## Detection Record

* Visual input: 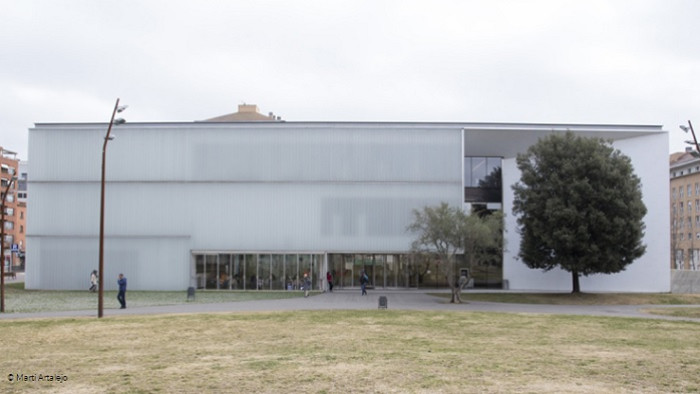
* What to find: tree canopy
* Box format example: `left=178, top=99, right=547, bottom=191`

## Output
left=407, top=202, right=503, bottom=303
left=511, top=132, right=647, bottom=293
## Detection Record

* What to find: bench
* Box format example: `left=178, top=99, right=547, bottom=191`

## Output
left=3, top=272, right=16, bottom=280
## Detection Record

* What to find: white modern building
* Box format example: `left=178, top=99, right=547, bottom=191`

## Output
left=26, top=114, right=669, bottom=292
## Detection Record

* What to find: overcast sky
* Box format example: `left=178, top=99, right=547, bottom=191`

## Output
left=1, top=0, right=698, bottom=160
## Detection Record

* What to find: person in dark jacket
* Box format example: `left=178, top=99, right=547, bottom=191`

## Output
left=360, top=270, right=369, bottom=296
left=326, top=271, right=333, bottom=292
left=117, top=273, right=127, bottom=309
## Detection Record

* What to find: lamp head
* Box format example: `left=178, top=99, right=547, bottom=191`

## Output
left=681, top=125, right=690, bottom=133
left=117, top=105, right=128, bottom=113
left=113, top=118, right=126, bottom=125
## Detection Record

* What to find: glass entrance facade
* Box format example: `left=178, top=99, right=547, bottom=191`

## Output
left=194, top=253, right=324, bottom=290
left=325, top=253, right=462, bottom=289
left=193, top=252, right=483, bottom=290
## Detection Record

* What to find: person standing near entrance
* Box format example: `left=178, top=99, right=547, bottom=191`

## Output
left=360, top=270, right=368, bottom=296
left=326, top=271, right=333, bottom=292
left=117, top=273, right=127, bottom=309
left=89, top=270, right=98, bottom=292
left=303, top=273, right=311, bottom=298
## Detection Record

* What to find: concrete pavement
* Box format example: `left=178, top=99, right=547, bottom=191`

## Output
left=1, top=288, right=699, bottom=322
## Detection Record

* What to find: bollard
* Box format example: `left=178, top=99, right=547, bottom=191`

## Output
left=187, top=286, right=195, bottom=301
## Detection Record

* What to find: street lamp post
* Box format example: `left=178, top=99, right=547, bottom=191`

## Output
left=0, top=175, right=17, bottom=313
left=98, top=98, right=126, bottom=318
left=681, top=120, right=699, bottom=156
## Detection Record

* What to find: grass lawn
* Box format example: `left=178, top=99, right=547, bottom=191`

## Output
left=438, top=292, right=700, bottom=319
left=0, top=310, right=698, bottom=393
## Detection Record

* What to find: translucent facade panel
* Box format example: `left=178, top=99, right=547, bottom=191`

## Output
left=35, top=181, right=459, bottom=252
left=185, top=182, right=460, bottom=252
left=27, top=183, right=100, bottom=235
left=25, top=235, right=190, bottom=290
left=27, top=183, right=189, bottom=237
left=187, top=127, right=460, bottom=183
left=30, top=124, right=461, bottom=183
left=28, top=128, right=103, bottom=181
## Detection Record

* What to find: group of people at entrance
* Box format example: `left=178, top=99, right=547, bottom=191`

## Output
left=322, top=270, right=368, bottom=295
left=88, top=270, right=127, bottom=309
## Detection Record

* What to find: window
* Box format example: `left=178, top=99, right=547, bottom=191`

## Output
left=680, top=204, right=684, bottom=215
left=463, top=156, right=502, bottom=203
left=672, top=188, right=677, bottom=200
left=680, top=186, right=685, bottom=198
left=19, top=225, right=23, bottom=234
left=675, top=250, right=684, bottom=270
left=696, top=183, right=700, bottom=196
left=673, top=203, right=677, bottom=215
left=689, top=185, right=693, bottom=197
left=690, top=201, right=694, bottom=213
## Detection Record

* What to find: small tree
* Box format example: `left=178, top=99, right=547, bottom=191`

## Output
left=407, top=202, right=503, bottom=303
left=512, top=132, right=647, bottom=293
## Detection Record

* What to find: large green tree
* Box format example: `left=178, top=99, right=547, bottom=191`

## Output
left=407, top=202, right=503, bottom=303
left=512, top=132, right=647, bottom=293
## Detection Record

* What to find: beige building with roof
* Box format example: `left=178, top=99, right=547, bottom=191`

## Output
left=204, top=104, right=283, bottom=122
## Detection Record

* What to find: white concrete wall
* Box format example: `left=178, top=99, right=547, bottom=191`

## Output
left=503, top=132, right=670, bottom=292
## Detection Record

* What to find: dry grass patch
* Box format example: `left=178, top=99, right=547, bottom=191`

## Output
left=447, top=292, right=700, bottom=305
left=1, top=310, right=698, bottom=393
left=641, top=307, right=700, bottom=319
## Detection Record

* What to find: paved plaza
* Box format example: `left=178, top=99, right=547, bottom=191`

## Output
left=1, top=274, right=699, bottom=323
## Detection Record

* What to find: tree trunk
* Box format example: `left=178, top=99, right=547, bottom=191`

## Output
left=571, top=270, right=580, bottom=293
left=449, top=275, right=463, bottom=303
left=452, top=285, right=464, bottom=303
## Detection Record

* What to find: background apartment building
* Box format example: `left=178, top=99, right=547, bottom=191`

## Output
left=670, top=149, right=700, bottom=270
left=0, top=147, right=25, bottom=272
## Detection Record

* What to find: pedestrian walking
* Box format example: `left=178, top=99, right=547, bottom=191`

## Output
left=89, top=270, right=98, bottom=292
left=360, top=270, right=369, bottom=296
left=326, top=271, right=333, bottom=292
left=117, top=273, right=127, bottom=309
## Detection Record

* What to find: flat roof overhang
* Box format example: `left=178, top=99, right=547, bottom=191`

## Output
left=462, top=124, right=665, bottom=159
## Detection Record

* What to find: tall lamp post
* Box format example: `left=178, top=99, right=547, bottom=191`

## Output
left=681, top=120, right=699, bottom=156
left=1, top=175, right=17, bottom=313
left=98, top=98, right=127, bottom=318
